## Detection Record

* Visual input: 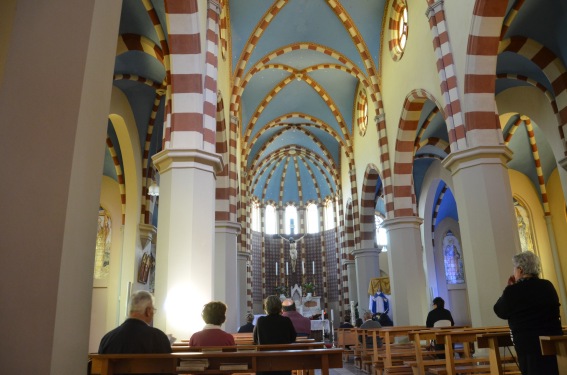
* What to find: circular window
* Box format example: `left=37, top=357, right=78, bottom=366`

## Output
left=389, top=0, right=408, bottom=61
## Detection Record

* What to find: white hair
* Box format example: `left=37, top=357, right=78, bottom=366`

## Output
left=129, top=290, right=154, bottom=314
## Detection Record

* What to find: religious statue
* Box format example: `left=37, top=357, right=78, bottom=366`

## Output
left=279, top=234, right=305, bottom=273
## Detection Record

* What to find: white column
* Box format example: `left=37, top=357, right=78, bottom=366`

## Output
left=352, top=248, right=380, bottom=317
left=344, top=259, right=358, bottom=314
left=382, top=216, right=428, bottom=326
left=442, top=146, right=519, bottom=326
left=153, top=149, right=223, bottom=340
left=215, top=220, right=241, bottom=333
left=238, top=250, right=251, bottom=321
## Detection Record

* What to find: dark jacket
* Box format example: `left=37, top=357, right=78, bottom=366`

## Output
left=238, top=322, right=255, bottom=333
left=98, top=318, right=172, bottom=354
left=426, top=307, right=454, bottom=328
left=253, top=314, right=297, bottom=345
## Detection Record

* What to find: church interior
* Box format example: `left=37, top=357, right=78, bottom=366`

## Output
left=3, top=0, right=567, bottom=373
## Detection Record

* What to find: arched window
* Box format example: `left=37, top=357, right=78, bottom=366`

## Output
left=251, top=201, right=260, bottom=231
left=285, top=205, right=298, bottom=235
left=375, top=215, right=387, bottom=251
left=443, top=231, right=465, bottom=284
left=94, top=208, right=112, bottom=279
left=324, top=199, right=335, bottom=230
left=306, top=203, right=319, bottom=234
left=265, top=204, right=277, bottom=234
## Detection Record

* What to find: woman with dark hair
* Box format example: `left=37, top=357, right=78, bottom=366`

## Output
left=188, top=301, right=235, bottom=346
left=254, top=295, right=297, bottom=375
left=494, top=251, right=562, bottom=375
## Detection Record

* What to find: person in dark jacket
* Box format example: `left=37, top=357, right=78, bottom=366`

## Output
left=425, top=296, right=454, bottom=357
left=238, top=312, right=255, bottom=333
left=254, top=295, right=297, bottom=375
left=98, top=290, right=171, bottom=354
left=494, top=251, right=562, bottom=375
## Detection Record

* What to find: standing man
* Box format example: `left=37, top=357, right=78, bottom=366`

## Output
left=98, top=290, right=172, bottom=353
left=282, top=298, right=311, bottom=337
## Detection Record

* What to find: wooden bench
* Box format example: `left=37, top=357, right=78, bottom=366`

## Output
left=171, top=341, right=325, bottom=352
left=89, top=348, right=343, bottom=375
left=426, top=327, right=517, bottom=375
left=337, top=328, right=357, bottom=361
left=540, top=335, right=567, bottom=375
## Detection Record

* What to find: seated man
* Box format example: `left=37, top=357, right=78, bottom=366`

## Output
left=189, top=301, right=235, bottom=346
left=358, top=311, right=382, bottom=348
left=98, top=290, right=171, bottom=354
left=238, top=312, right=255, bottom=333
left=282, top=298, right=311, bottom=337
left=339, top=315, right=354, bottom=328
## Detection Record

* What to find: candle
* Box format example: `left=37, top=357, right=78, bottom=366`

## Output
left=286, top=262, right=288, bottom=275
left=321, top=311, right=324, bottom=321
left=331, top=309, right=334, bottom=322
left=302, top=261, right=305, bottom=275
left=276, top=262, right=278, bottom=276
left=312, top=261, right=315, bottom=275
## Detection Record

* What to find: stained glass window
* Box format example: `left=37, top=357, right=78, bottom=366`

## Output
left=94, top=209, right=111, bottom=279
left=443, top=231, right=464, bottom=284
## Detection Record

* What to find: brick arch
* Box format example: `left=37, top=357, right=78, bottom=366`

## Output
left=393, top=89, right=443, bottom=218
left=463, top=0, right=508, bottom=137
left=359, top=165, right=382, bottom=249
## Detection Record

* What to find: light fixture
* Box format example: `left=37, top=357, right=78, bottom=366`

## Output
left=148, top=182, right=160, bottom=197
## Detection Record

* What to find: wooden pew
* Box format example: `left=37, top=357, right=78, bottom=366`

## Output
left=476, top=331, right=520, bottom=375
left=89, top=348, right=343, bottom=375
left=373, top=326, right=425, bottom=375
left=405, top=327, right=468, bottom=375
left=540, top=335, right=567, bottom=375
left=171, top=341, right=325, bottom=352
left=427, top=327, right=516, bottom=375
left=337, top=328, right=358, bottom=361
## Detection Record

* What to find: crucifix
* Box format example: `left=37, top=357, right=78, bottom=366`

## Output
left=278, top=233, right=305, bottom=273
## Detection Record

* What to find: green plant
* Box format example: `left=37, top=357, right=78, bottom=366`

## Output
left=275, top=285, right=288, bottom=296
left=302, top=282, right=316, bottom=294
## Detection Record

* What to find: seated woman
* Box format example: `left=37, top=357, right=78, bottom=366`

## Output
left=188, top=301, right=235, bottom=346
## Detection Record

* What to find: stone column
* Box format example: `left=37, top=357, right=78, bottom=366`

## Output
left=215, top=220, right=241, bottom=332
left=382, top=216, right=428, bottom=326
left=344, top=259, right=358, bottom=314
left=352, top=247, right=380, bottom=317
left=153, top=149, right=223, bottom=339
left=442, top=146, right=519, bottom=326
left=238, top=250, right=251, bottom=320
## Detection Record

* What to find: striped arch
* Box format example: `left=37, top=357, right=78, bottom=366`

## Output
left=393, top=89, right=443, bottom=218
left=425, top=0, right=465, bottom=151
left=463, top=0, right=508, bottom=136
left=105, top=136, right=126, bottom=225
left=215, top=94, right=231, bottom=221
left=360, top=165, right=382, bottom=249
left=414, top=107, right=440, bottom=153
left=431, top=183, right=449, bottom=248
left=116, top=34, right=165, bottom=67
left=500, top=0, right=525, bottom=40
left=499, top=37, right=567, bottom=152
left=503, top=115, right=551, bottom=215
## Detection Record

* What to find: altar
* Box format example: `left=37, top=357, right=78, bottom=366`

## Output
left=288, top=284, right=322, bottom=318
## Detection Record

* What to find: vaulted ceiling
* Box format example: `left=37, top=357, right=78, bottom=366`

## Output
left=105, top=0, right=566, bottom=221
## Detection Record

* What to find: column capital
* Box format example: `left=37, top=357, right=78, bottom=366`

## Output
left=442, top=145, right=512, bottom=176
left=425, top=0, right=444, bottom=18
left=208, top=0, right=221, bottom=14
left=381, top=216, right=423, bottom=230
left=558, top=156, right=567, bottom=171
left=374, top=113, right=385, bottom=123
left=342, top=259, right=355, bottom=266
left=237, top=250, right=250, bottom=260
left=352, top=247, right=381, bottom=257
left=139, top=223, right=157, bottom=245
left=152, top=148, right=224, bottom=175
left=215, top=220, right=241, bottom=234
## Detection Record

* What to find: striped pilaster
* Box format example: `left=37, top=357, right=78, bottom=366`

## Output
left=106, top=136, right=126, bottom=225
left=202, top=0, right=221, bottom=153
left=164, top=0, right=204, bottom=150
left=426, top=0, right=465, bottom=151
left=360, top=166, right=380, bottom=249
